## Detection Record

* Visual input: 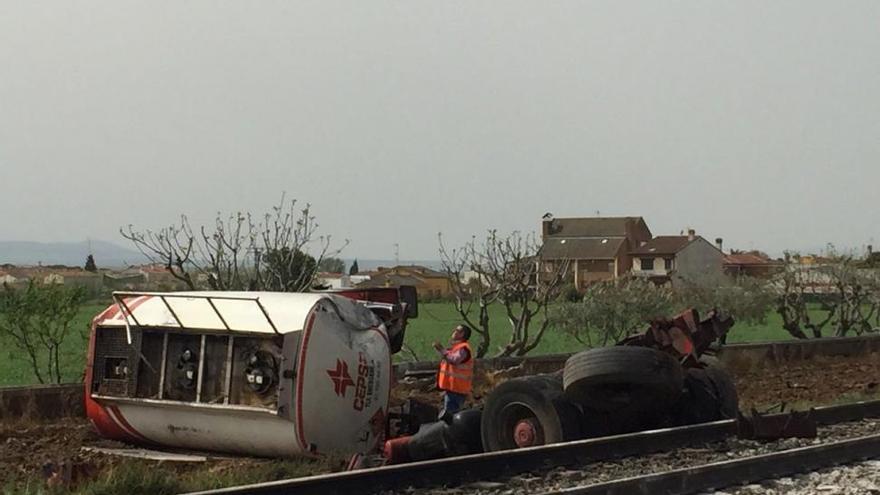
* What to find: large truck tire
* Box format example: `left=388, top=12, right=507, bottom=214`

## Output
left=705, top=366, right=738, bottom=418
left=481, top=375, right=583, bottom=452
left=697, top=355, right=738, bottom=419
left=448, top=409, right=483, bottom=455
left=406, top=421, right=453, bottom=461
left=674, top=368, right=720, bottom=425
left=563, top=346, right=684, bottom=412
left=523, top=374, right=585, bottom=439
left=672, top=359, right=739, bottom=425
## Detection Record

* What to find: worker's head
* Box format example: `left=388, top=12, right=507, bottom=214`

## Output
left=452, top=324, right=471, bottom=342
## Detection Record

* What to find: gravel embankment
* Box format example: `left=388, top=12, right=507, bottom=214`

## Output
left=704, top=460, right=880, bottom=495
left=383, top=419, right=880, bottom=495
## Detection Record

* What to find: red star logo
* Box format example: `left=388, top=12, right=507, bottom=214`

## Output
left=326, top=359, right=354, bottom=397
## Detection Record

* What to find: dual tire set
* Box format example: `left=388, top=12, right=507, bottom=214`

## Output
left=480, top=346, right=739, bottom=452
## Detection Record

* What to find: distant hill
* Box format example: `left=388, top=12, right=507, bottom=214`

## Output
left=0, top=241, right=441, bottom=273
left=0, top=240, right=146, bottom=268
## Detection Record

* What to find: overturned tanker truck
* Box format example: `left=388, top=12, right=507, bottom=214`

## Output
left=385, top=308, right=738, bottom=463
left=85, top=287, right=416, bottom=457
left=86, top=288, right=737, bottom=464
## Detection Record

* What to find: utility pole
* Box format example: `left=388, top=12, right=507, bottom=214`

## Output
left=393, top=243, right=399, bottom=266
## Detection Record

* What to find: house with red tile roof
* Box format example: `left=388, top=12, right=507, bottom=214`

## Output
left=723, top=252, right=784, bottom=278
left=355, top=265, right=451, bottom=299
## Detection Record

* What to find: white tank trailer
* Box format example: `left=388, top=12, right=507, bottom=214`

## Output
left=84, top=287, right=416, bottom=458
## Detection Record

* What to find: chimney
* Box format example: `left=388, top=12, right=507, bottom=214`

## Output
left=687, top=229, right=696, bottom=241
left=542, top=219, right=552, bottom=238
left=715, top=237, right=723, bottom=252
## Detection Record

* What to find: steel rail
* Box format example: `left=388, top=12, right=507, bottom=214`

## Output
left=542, top=432, right=880, bottom=495
left=186, top=399, right=880, bottom=495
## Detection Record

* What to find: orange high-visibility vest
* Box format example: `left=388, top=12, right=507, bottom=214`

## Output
left=437, top=341, right=473, bottom=395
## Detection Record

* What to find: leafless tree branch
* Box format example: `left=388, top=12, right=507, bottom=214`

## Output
left=121, top=195, right=347, bottom=292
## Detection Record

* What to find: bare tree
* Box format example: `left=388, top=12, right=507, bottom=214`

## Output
left=439, top=230, right=569, bottom=357
left=775, top=251, right=880, bottom=338
left=121, top=196, right=345, bottom=292
left=439, top=234, right=496, bottom=358
left=823, top=257, right=879, bottom=336
left=776, top=256, right=815, bottom=339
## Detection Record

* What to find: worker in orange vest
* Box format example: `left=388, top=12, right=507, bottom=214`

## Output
left=433, top=324, right=473, bottom=421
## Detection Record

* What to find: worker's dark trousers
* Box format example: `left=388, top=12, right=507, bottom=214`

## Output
left=438, top=391, right=467, bottom=422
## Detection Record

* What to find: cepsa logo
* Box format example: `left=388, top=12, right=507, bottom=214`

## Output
left=353, top=353, right=369, bottom=411
left=326, top=359, right=354, bottom=397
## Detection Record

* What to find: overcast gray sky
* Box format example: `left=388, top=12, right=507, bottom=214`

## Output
left=1, top=1, right=878, bottom=259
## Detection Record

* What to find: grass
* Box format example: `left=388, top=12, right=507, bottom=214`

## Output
left=77, top=457, right=341, bottom=495
left=401, top=302, right=838, bottom=361
left=402, top=302, right=583, bottom=360
left=2, top=456, right=344, bottom=495
left=0, top=302, right=107, bottom=387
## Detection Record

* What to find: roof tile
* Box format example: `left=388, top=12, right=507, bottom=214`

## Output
left=630, top=236, right=694, bottom=255
left=541, top=237, right=625, bottom=260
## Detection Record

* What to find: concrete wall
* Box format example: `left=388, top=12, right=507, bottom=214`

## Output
left=0, top=384, right=83, bottom=420
left=716, top=335, right=880, bottom=374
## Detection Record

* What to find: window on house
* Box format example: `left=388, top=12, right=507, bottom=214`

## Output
left=664, top=258, right=673, bottom=270
left=641, top=258, right=654, bottom=270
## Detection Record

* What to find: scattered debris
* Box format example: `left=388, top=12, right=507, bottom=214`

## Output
left=80, top=447, right=208, bottom=462
left=737, top=408, right=818, bottom=440
left=619, top=308, right=735, bottom=366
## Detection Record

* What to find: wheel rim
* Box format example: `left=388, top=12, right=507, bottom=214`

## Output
left=513, top=418, right=540, bottom=447
left=496, top=402, right=545, bottom=449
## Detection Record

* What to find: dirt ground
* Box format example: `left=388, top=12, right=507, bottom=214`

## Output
left=733, top=352, right=880, bottom=411
left=3, top=353, right=879, bottom=492
left=0, top=418, right=108, bottom=485
left=0, top=419, right=341, bottom=492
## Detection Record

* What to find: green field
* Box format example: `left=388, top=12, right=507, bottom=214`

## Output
left=400, top=302, right=814, bottom=361
left=0, top=300, right=834, bottom=386
left=0, top=302, right=107, bottom=387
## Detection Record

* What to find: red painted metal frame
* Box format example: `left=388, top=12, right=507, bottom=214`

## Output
left=83, top=318, right=143, bottom=444
left=85, top=295, right=156, bottom=444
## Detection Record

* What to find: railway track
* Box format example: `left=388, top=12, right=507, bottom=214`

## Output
left=188, top=399, right=880, bottom=495
left=538, top=432, right=880, bottom=495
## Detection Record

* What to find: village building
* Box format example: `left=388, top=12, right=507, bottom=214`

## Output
left=630, top=230, right=724, bottom=283
left=723, top=251, right=784, bottom=278
left=355, top=265, right=451, bottom=299
left=540, top=216, right=652, bottom=288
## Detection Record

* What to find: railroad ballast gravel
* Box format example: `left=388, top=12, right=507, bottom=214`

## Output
left=703, top=459, right=880, bottom=495
left=382, top=419, right=880, bottom=495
